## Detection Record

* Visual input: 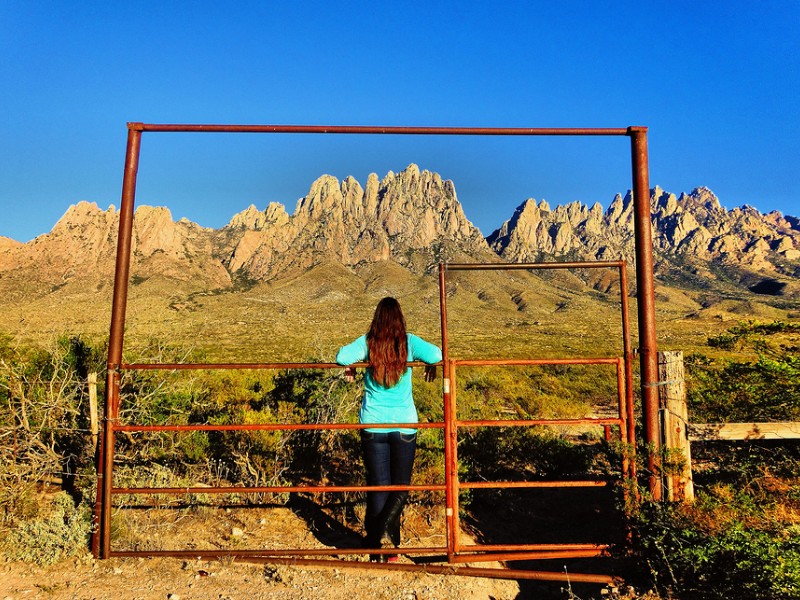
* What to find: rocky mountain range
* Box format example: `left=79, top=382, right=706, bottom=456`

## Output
left=489, top=186, right=800, bottom=296
left=1, top=164, right=798, bottom=300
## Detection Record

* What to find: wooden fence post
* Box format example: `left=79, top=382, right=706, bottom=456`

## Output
left=88, top=372, right=98, bottom=454
left=658, top=351, right=695, bottom=502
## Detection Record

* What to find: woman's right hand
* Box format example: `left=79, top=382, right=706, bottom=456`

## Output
left=344, top=367, right=356, bottom=382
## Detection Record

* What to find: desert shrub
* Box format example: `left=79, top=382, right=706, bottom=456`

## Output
left=117, top=339, right=210, bottom=428
left=113, top=341, right=224, bottom=471
left=411, top=426, right=447, bottom=506
left=620, top=321, right=800, bottom=597
left=631, top=497, right=800, bottom=599
left=455, top=365, right=610, bottom=423
left=411, top=369, right=444, bottom=422
left=1, top=492, right=91, bottom=565
left=195, top=369, right=275, bottom=413
left=249, top=367, right=361, bottom=484
left=688, top=320, right=800, bottom=422
left=459, top=426, right=597, bottom=481
left=0, top=334, right=104, bottom=521
left=688, top=353, right=800, bottom=422
left=690, top=440, right=800, bottom=490
left=205, top=406, right=297, bottom=489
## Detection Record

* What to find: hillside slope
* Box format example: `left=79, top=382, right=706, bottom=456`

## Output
left=0, top=166, right=797, bottom=356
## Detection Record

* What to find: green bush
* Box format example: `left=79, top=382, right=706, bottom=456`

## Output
left=1, top=334, right=104, bottom=521
left=688, top=320, right=800, bottom=422
left=631, top=499, right=800, bottom=599
left=1, top=492, right=91, bottom=565
left=461, top=426, right=590, bottom=480
left=454, top=365, right=607, bottom=422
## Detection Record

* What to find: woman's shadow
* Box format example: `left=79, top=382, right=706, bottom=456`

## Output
left=287, top=492, right=365, bottom=550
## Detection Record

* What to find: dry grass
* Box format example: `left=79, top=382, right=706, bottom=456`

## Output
left=1, top=258, right=797, bottom=363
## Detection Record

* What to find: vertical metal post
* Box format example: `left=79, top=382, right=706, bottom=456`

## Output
left=448, top=360, right=460, bottom=557
left=615, top=357, right=632, bottom=512
left=615, top=358, right=627, bottom=444
left=100, top=369, right=119, bottom=558
left=108, top=124, right=142, bottom=367
left=438, top=263, right=457, bottom=562
left=438, top=263, right=449, bottom=362
left=628, top=126, right=661, bottom=499
left=618, top=263, right=636, bottom=480
left=95, top=124, right=143, bottom=557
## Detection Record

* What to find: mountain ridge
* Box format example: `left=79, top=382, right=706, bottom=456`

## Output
left=1, top=164, right=798, bottom=300
left=488, top=185, right=799, bottom=292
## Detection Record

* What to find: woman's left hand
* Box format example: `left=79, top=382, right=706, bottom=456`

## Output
left=423, top=365, right=437, bottom=382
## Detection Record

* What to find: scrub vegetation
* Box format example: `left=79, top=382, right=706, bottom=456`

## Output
left=1, top=319, right=799, bottom=599
left=627, top=321, right=800, bottom=598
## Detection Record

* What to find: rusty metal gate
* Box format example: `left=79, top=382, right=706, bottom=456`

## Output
left=438, top=261, right=636, bottom=567
left=93, top=124, right=659, bottom=585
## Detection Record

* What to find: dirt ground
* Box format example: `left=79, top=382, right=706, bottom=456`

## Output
left=0, top=498, right=640, bottom=599
left=0, top=553, right=528, bottom=600
left=0, top=502, right=526, bottom=600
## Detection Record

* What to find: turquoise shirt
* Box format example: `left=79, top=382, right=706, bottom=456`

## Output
left=336, top=333, right=442, bottom=433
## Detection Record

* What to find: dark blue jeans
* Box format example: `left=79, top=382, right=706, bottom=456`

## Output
left=361, top=430, right=417, bottom=546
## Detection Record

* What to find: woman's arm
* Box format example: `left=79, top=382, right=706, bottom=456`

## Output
left=408, top=334, right=443, bottom=364
left=335, top=335, right=368, bottom=366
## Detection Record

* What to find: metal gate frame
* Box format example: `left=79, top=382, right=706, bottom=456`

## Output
left=92, top=124, right=659, bottom=585
left=437, top=260, right=636, bottom=567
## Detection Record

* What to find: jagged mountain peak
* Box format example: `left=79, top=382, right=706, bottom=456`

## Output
left=1, top=174, right=797, bottom=301
left=689, top=185, right=717, bottom=198
left=490, top=186, right=799, bottom=295
left=221, top=165, right=490, bottom=279
left=0, top=200, right=231, bottom=292
left=681, top=187, right=724, bottom=212
left=227, top=204, right=262, bottom=229
left=50, top=201, right=116, bottom=234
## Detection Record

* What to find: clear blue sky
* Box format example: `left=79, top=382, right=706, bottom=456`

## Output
left=1, top=1, right=798, bottom=242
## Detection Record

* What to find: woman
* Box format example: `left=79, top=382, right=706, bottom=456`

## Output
left=336, top=297, right=442, bottom=562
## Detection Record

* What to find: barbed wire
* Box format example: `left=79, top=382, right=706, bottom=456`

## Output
left=643, top=378, right=685, bottom=388
left=0, top=425, right=96, bottom=433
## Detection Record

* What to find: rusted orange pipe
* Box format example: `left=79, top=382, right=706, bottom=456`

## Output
left=629, top=127, right=660, bottom=498
left=130, top=123, right=630, bottom=137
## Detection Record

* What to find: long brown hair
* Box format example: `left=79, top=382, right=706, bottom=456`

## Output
left=366, top=297, right=408, bottom=387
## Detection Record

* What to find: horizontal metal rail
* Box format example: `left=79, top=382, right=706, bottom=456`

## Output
left=112, top=484, right=445, bottom=495
left=445, top=260, right=626, bottom=270
left=112, top=547, right=444, bottom=557
left=449, top=549, right=607, bottom=562
left=114, top=422, right=443, bottom=432
left=111, top=480, right=613, bottom=496
left=460, top=480, right=609, bottom=489
left=120, top=361, right=437, bottom=370
left=115, top=419, right=618, bottom=432
left=458, top=543, right=610, bottom=552
left=129, top=122, right=631, bottom=137
left=456, top=418, right=622, bottom=427
left=108, top=550, right=617, bottom=583
left=452, top=357, right=620, bottom=367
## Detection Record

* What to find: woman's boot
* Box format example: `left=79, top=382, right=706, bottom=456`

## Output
left=376, top=492, right=407, bottom=548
